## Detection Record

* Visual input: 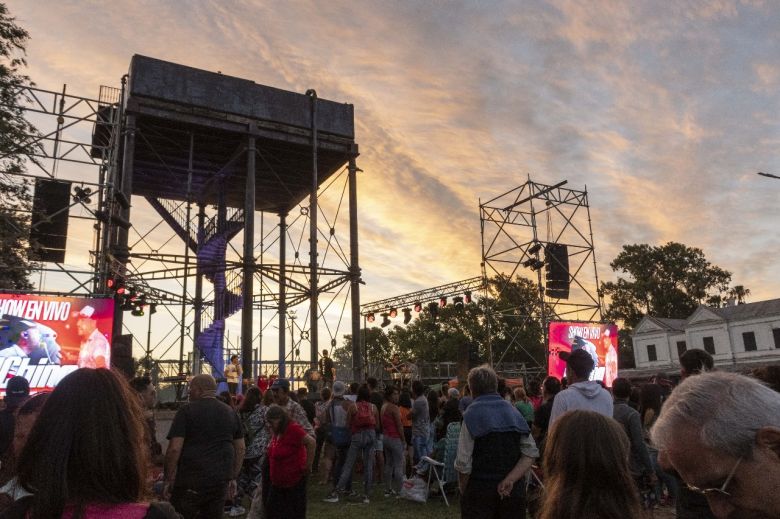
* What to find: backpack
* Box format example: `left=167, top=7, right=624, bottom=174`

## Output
left=329, top=401, right=351, bottom=447
left=353, top=401, right=376, bottom=430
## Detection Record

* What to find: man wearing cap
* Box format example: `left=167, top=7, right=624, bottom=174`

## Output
left=164, top=374, right=245, bottom=519
left=550, top=349, right=612, bottom=424
left=269, top=378, right=314, bottom=437
left=0, top=376, right=30, bottom=466
left=76, top=306, right=110, bottom=369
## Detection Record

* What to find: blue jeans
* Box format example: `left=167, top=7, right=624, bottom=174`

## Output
left=336, top=429, right=376, bottom=496
left=412, top=434, right=430, bottom=472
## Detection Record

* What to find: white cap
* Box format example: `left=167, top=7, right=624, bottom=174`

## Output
left=78, top=305, right=96, bottom=318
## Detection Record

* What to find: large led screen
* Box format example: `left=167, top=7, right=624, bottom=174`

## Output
left=0, top=294, right=114, bottom=395
left=548, top=321, right=618, bottom=388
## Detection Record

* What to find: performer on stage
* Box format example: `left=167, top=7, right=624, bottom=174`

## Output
left=318, top=350, right=335, bottom=388
left=76, top=306, right=110, bottom=369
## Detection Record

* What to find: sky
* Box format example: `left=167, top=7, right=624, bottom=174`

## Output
left=6, top=0, right=780, bottom=363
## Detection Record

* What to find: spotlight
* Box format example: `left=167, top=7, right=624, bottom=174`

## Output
left=107, top=276, right=126, bottom=295
left=464, top=291, right=472, bottom=304
left=380, top=313, right=391, bottom=328
left=389, top=308, right=398, bottom=318
left=531, top=259, right=545, bottom=271
left=413, top=301, right=422, bottom=312
left=428, top=302, right=439, bottom=318
left=120, top=296, right=134, bottom=311
left=366, top=313, right=375, bottom=323
left=527, top=242, right=542, bottom=255
left=453, top=296, right=464, bottom=308
left=402, top=308, right=412, bottom=324
left=131, top=304, right=145, bottom=317
left=73, top=186, right=92, bottom=204
left=439, top=297, right=447, bottom=308
left=522, top=258, right=535, bottom=268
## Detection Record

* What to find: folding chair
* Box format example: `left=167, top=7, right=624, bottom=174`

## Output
left=420, top=456, right=450, bottom=506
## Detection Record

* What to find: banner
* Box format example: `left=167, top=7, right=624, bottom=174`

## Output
left=548, top=321, right=618, bottom=387
left=0, top=294, right=114, bottom=395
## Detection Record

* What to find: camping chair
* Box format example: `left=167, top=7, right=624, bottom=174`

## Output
left=420, top=456, right=449, bottom=506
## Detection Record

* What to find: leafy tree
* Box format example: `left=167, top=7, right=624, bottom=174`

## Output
left=335, top=327, right=390, bottom=368
left=0, top=3, right=39, bottom=290
left=601, top=242, right=739, bottom=368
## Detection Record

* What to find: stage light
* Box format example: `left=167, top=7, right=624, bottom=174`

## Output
left=72, top=186, right=92, bottom=204
left=381, top=313, right=391, bottom=328
left=366, top=313, right=375, bottom=323
left=531, top=259, right=545, bottom=271
left=413, top=301, right=422, bottom=312
left=402, top=308, right=412, bottom=324
left=464, top=291, right=472, bottom=304
left=428, top=302, right=439, bottom=317
left=149, top=304, right=157, bottom=315
left=522, top=258, right=535, bottom=268
left=107, top=276, right=126, bottom=295
left=389, top=308, right=398, bottom=318
left=131, top=304, right=145, bottom=317
left=439, top=297, right=447, bottom=308
left=453, top=296, right=464, bottom=308
left=527, top=242, right=542, bottom=255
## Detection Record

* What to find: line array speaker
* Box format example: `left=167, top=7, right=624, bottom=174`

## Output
left=545, top=243, right=570, bottom=299
left=30, top=179, right=71, bottom=263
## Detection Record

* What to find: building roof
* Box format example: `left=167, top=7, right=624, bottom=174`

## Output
left=711, top=298, right=780, bottom=321
left=654, top=317, right=687, bottom=331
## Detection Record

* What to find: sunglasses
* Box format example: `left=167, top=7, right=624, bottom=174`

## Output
left=685, top=457, right=742, bottom=499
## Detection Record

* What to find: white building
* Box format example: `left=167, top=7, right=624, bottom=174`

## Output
left=632, top=298, right=780, bottom=372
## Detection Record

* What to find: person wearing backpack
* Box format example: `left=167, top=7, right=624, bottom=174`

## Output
left=322, top=382, right=352, bottom=490
left=324, top=384, right=380, bottom=504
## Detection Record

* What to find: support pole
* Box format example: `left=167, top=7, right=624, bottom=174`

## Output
left=112, top=112, right=135, bottom=340
left=278, top=212, right=288, bottom=379
left=306, top=90, right=319, bottom=372
left=242, top=134, right=256, bottom=380
left=193, top=202, right=205, bottom=375
left=348, top=154, right=363, bottom=381
left=179, top=132, right=194, bottom=376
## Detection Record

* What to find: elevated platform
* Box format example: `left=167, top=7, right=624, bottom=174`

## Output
left=123, top=55, right=356, bottom=212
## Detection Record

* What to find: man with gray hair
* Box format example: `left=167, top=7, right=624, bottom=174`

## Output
left=455, top=364, right=538, bottom=518
left=652, top=371, right=780, bottom=519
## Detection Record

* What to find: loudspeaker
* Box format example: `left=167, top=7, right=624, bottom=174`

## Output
left=30, top=179, right=71, bottom=263
left=112, top=334, right=134, bottom=378
left=545, top=243, right=570, bottom=299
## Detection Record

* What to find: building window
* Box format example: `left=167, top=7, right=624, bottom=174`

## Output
left=647, top=344, right=657, bottom=362
left=774, top=328, right=780, bottom=349
left=742, top=331, right=757, bottom=352
left=703, top=336, right=715, bottom=355
left=676, top=341, right=687, bottom=357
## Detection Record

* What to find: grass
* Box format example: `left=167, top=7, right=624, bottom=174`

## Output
left=225, top=476, right=459, bottom=518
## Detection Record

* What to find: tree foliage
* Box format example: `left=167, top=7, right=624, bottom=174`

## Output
left=334, top=275, right=548, bottom=372
left=0, top=3, right=38, bottom=290
left=601, top=242, right=741, bottom=368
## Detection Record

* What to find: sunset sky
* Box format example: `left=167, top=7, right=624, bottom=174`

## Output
left=7, top=1, right=780, bottom=363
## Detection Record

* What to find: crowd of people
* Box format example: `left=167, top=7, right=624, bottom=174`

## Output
left=0, top=347, right=776, bottom=519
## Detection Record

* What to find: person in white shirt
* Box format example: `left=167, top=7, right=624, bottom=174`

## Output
left=225, top=355, right=242, bottom=396
left=76, top=306, right=110, bottom=369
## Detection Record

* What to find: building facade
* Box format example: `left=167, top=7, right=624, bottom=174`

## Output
left=632, top=298, right=780, bottom=371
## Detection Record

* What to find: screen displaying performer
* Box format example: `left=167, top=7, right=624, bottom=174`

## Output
left=0, top=294, right=114, bottom=396
left=547, top=321, right=619, bottom=388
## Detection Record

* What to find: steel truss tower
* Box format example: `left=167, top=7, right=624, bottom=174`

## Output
left=480, top=177, right=604, bottom=369
left=1, top=56, right=363, bottom=390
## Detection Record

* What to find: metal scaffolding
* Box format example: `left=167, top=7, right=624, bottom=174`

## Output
left=480, top=177, right=604, bottom=369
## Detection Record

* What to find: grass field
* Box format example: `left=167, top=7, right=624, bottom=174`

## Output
left=225, top=478, right=459, bottom=518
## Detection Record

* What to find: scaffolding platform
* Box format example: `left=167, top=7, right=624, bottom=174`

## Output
left=122, top=54, right=356, bottom=212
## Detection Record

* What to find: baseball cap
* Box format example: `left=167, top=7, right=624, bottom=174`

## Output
left=270, top=378, right=290, bottom=391
left=560, top=348, right=595, bottom=378
left=5, top=376, right=30, bottom=407
left=78, top=306, right=96, bottom=318
left=332, top=380, right=346, bottom=396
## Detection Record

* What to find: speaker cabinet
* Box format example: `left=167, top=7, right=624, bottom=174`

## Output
left=545, top=243, right=570, bottom=299
left=30, top=179, right=71, bottom=263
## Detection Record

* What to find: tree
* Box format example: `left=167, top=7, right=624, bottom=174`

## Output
left=601, top=242, right=740, bottom=368
left=335, top=327, right=390, bottom=368
left=0, top=3, right=39, bottom=290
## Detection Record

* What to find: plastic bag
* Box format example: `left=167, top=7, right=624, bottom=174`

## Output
left=399, top=476, right=428, bottom=503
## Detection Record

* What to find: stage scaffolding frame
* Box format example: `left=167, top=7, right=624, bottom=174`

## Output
left=480, top=177, right=604, bottom=370
left=1, top=62, right=363, bottom=387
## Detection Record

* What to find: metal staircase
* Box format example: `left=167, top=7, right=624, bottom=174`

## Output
left=147, top=197, right=245, bottom=378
